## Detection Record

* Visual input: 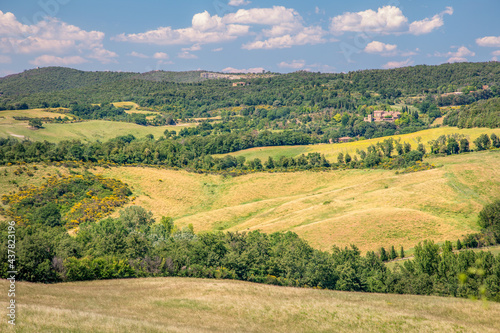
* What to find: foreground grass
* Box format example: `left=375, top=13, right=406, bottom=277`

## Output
left=219, top=126, right=500, bottom=161
left=0, top=277, right=499, bottom=332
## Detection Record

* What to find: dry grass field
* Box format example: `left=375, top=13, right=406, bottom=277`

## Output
left=1, top=150, right=498, bottom=253
left=93, top=150, right=499, bottom=253
left=218, top=127, right=500, bottom=162
left=1, top=277, right=499, bottom=332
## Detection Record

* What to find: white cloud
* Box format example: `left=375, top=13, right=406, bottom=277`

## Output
left=223, top=6, right=301, bottom=26
left=114, top=11, right=249, bottom=45
left=435, top=46, right=475, bottom=63
left=330, top=6, right=453, bottom=36
left=243, top=26, right=326, bottom=49
left=330, top=6, right=408, bottom=34
left=182, top=44, right=201, bottom=51
left=492, top=50, right=500, bottom=56
left=212, top=47, right=223, bottom=52
left=0, top=11, right=115, bottom=64
left=228, top=0, right=251, bottom=6
left=29, top=55, right=88, bottom=66
left=88, top=48, right=118, bottom=64
left=115, top=6, right=328, bottom=50
left=382, top=59, right=413, bottom=69
left=222, top=67, right=265, bottom=73
left=129, top=51, right=149, bottom=58
left=153, top=52, right=169, bottom=60
left=364, top=41, right=397, bottom=54
left=278, top=60, right=306, bottom=69
left=476, top=36, right=500, bottom=47
left=409, top=7, right=453, bottom=35
left=178, top=51, right=198, bottom=59
left=0, top=55, right=11, bottom=63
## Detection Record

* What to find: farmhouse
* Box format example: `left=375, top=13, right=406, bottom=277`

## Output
left=338, top=136, right=352, bottom=143
left=364, top=110, right=401, bottom=123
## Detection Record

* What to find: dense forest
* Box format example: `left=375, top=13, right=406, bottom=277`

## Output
left=2, top=62, right=500, bottom=118
left=444, top=97, right=500, bottom=128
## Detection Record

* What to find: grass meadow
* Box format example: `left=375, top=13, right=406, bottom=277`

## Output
left=0, top=108, right=194, bottom=142
left=1, top=277, right=499, bottom=332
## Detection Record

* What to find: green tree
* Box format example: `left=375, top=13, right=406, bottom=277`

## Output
left=400, top=246, right=405, bottom=258
left=456, top=239, right=463, bottom=250
left=474, top=134, right=491, bottom=151
left=28, top=118, right=43, bottom=129
left=379, top=247, right=388, bottom=261
left=491, top=133, right=500, bottom=148
left=390, top=246, right=397, bottom=260
left=337, top=152, right=344, bottom=164
left=459, top=138, right=470, bottom=153
left=478, top=200, right=500, bottom=241
left=344, top=153, right=352, bottom=164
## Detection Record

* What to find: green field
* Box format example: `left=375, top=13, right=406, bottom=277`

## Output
left=219, top=127, right=500, bottom=161
left=1, top=277, right=498, bottom=333
left=0, top=108, right=194, bottom=142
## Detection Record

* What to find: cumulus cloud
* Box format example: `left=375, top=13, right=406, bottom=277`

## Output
left=115, top=6, right=327, bottom=50
left=364, top=41, right=397, bottom=54
left=114, top=11, right=249, bottom=45
left=330, top=6, right=452, bottom=36
left=476, top=36, right=500, bottom=47
left=382, top=59, right=413, bottom=69
left=178, top=51, right=197, bottom=59
left=228, top=0, right=251, bottom=6
left=153, top=52, right=169, bottom=60
left=435, top=46, right=475, bottom=63
left=212, top=47, right=223, bottom=52
left=182, top=44, right=202, bottom=51
left=243, top=26, right=326, bottom=49
left=29, top=55, right=88, bottom=66
left=278, top=60, right=306, bottom=69
left=88, top=48, right=118, bottom=63
left=330, top=6, right=408, bottom=34
left=0, top=10, right=115, bottom=64
left=222, top=67, right=265, bottom=73
left=409, top=7, right=453, bottom=35
left=492, top=50, right=500, bottom=56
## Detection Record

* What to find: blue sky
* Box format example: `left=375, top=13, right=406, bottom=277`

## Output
left=1, top=0, right=499, bottom=76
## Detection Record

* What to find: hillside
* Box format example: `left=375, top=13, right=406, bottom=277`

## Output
left=3, top=147, right=498, bottom=253
left=444, top=97, right=500, bottom=128
left=0, top=67, right=136, bottom=96
left=1, top=277, right=499, bottom=333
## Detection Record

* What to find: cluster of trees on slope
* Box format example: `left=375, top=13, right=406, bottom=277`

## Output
left=0, top=133, right=440, bottom=173
left=1, top=203, right=499, bottom=301
left=444, top=97, right=500, bottom=128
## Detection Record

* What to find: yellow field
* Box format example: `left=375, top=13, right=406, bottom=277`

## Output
left=1, top=150, right=498, bottom=253
left=1, top=277, right=498, bottom=333
left=112, top=101, right=161, bottom=115
left=90, top=150, right=499, bottom=253
left=0, top=108, right=73, bottom=125
left=219, top=127, right=500, bottom=162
